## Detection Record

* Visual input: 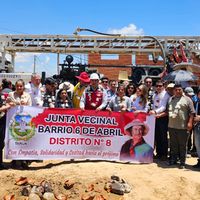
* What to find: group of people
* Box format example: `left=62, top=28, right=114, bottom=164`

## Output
left=0, top=71, right=200, bottom=170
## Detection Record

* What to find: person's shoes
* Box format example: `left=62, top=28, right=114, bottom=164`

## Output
left=153, top=154, right=161, bottom=159
left=168, top=160, right=177, bottom=166
left=192, top=163, right=200, bottom=168
left=21, top=161, right=29, bottom=169
left=179, top=163, right=185, bottom=169
left=191, top=152, right=198, bottom=158
left=11, top=160, right=18, bottom=169
left=159, top=156, right=168, bottom=161
left=34, top=160, right=43, bottom=163
left=0, top=163, right=6, bottom=170
left=193, top=159, right=200, bottom=168
left=186, top=154, right=191, bottom=158
left=187, top=150, right=191, bottom=154
left=11, top=160, right=29, bottom=169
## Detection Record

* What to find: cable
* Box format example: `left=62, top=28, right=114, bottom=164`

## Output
left=74, top=28, right=121, bottom=37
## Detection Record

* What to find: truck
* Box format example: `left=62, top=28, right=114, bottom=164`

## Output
left=0, top=73, right=32, bottom=84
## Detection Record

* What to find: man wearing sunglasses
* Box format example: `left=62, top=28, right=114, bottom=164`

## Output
left=144, top=77, right=155, bottom=111
left=101, top=77, right=110, bottom=92
left=149, top=80, right=171, bottom=161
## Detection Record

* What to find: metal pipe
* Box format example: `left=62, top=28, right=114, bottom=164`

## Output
left=142, top=36, right=166, bottom=69
left=74, top=28, right=166, bottom=69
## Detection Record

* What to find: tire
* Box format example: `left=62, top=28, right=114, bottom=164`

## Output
left=148, top=68, right=162, bottom=76
left=132, top=68, right=146, bottom=85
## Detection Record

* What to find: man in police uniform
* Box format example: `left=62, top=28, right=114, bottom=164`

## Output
left=80, top=73, right=107, bottom=111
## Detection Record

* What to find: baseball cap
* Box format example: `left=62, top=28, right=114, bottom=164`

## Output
left=184, top=87, right=195, bottom=96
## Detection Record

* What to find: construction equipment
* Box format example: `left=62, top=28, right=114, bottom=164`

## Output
left=0, top=34, right=200, bottom=79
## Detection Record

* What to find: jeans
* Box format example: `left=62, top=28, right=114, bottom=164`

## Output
left=194, top=123, right=200, bottom=159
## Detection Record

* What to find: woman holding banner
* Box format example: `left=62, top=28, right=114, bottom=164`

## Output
left=120, top=119, right=153, bottom=163
left=6, top=79, right=32, bottom=107
left=6, top=79, right=32, bottom=169
left=130, top=84, right=149, bottom=113
left=106, top=84, right=131, bottom=112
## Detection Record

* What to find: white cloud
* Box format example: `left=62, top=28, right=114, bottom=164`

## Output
left=15, top=53, right=41, bottom=63
left=44, top=56, right=50, bottom=64
left=17, top=64, right=33, bottom=73
left=13, top=53, right=56, bottom=76
left=107, top=24, right=144, bottom=36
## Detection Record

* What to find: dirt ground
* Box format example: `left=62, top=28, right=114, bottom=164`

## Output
left=1, top=157, right=200, bottom=200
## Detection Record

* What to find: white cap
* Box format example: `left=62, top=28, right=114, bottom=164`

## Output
left=90, top=73, right=99, bottom=80
left=166, top=83, right=175, bottom=88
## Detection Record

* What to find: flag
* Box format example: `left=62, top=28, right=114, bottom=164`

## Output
left=173, top=47, right=181, bottom=63
left=180, top=43, right=188, bottom=62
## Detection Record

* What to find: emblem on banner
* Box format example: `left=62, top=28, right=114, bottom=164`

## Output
left=9, top=112, right=35, bottom=141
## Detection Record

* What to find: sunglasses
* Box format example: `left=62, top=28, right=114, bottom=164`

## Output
left=156, top=85, right=163, bottom=88
left=103, top=81, right=108, bottom=83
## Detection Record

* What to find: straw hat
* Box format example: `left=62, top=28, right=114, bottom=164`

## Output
left=124, top=119, right=149, bottom=136
left=118, top=71, right=130, bottom=81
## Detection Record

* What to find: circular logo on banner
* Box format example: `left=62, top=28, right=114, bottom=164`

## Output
left=9, top=113, right=35, bottom=141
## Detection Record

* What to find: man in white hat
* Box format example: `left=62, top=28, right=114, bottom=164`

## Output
left=80, top=73, right=107, bottom=110
left=166, top=83, right=175, bottom=96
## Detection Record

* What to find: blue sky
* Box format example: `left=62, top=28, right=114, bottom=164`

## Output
left=0, top=0, right=199, bottom=76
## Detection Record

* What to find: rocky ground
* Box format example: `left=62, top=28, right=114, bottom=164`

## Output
left=1, top=157, right=200, bottom=200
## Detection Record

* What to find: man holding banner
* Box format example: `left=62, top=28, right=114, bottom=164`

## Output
left=80, top=73, right=107, bottom=111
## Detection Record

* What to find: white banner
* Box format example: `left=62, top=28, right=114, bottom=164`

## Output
left=5, top=106, right=155, bottom=163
